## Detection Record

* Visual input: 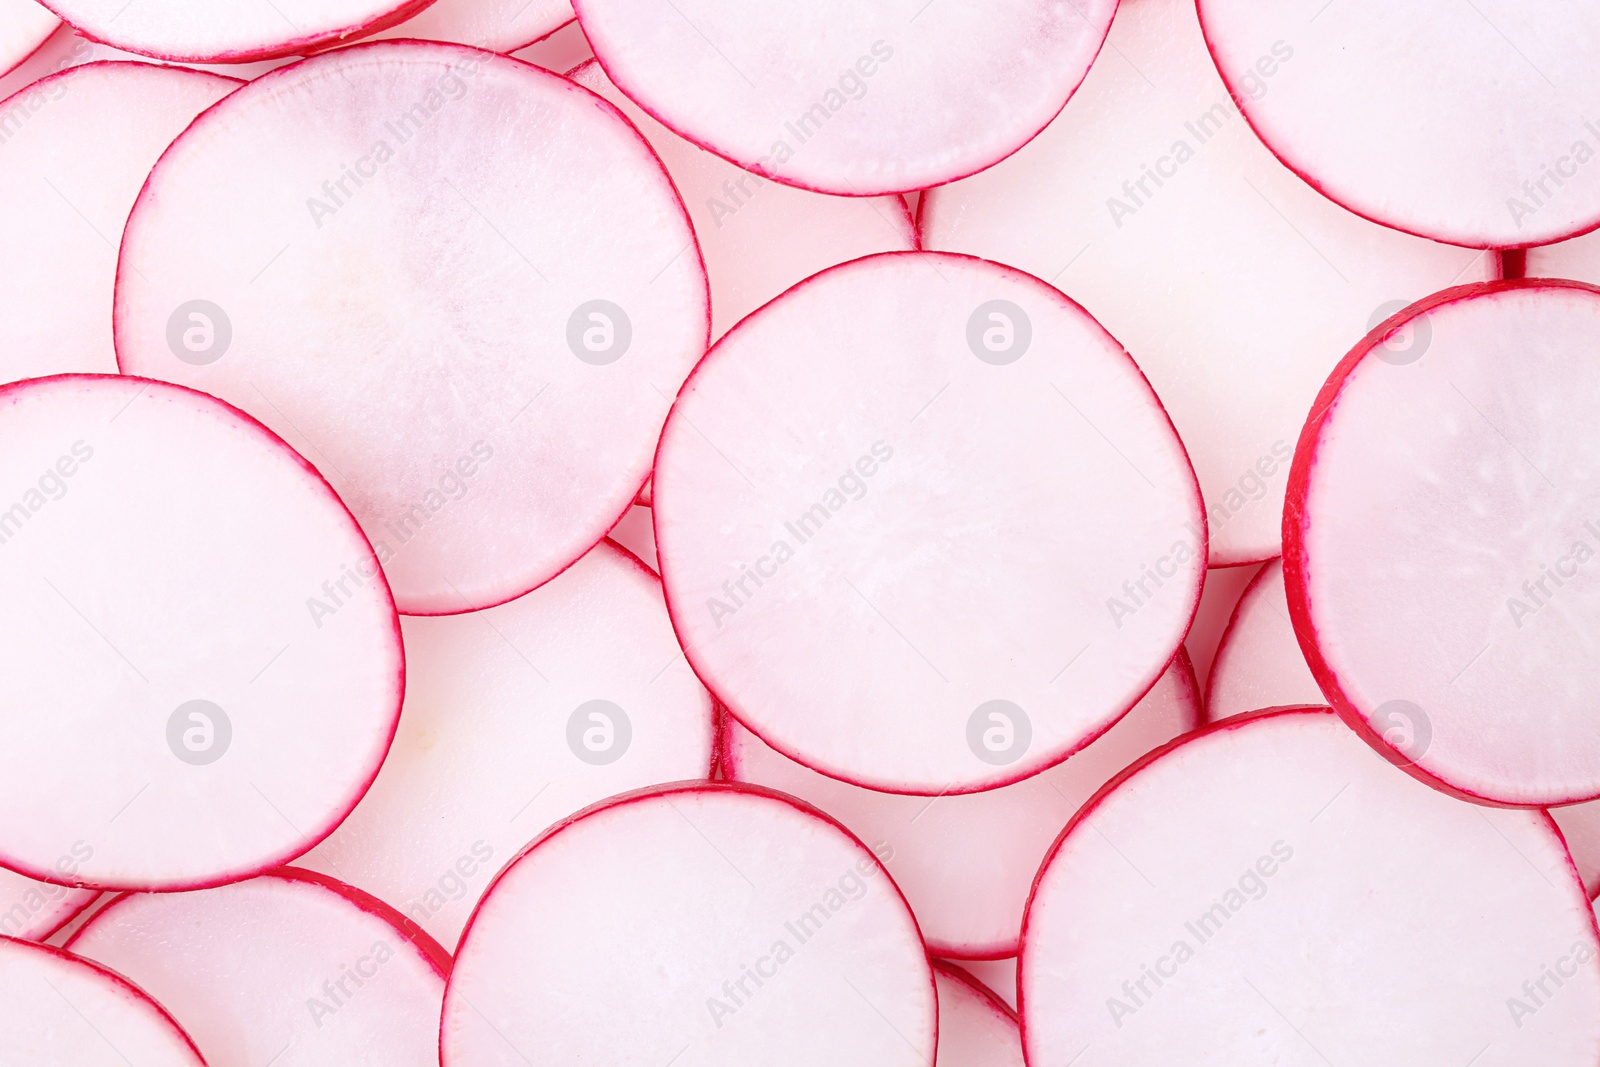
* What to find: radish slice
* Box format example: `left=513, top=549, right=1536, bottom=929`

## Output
left=1527, top=230, right=1600, bottom=285
left=723, top=654, right=1199, bottom=957
left=655, top=251, right=1203, bottom=794
left=1184, top=562, right=1263, bottom=688
left=0, top=375, right=401, bottom=890
left=444, top=783, right=935, bottom=1067
left=367, top=0, right=572, bottom=52
left=68, top=868, right=448, bottom=1064
left=114, top=41, right=709, bottom=615
left=1205, top=560, right=1323, bottom=723
left=0, top=935, right=204, bottom=1065
left=509, top=19, right=590, bottom=73
left=298, top=539, right=714, bottom=948
left=570, top=0, right=1116, bottom=196
left=1022, top=708, right=1600, bottom=1065
left=568, top=59, right=916, bottom=339
left=0, top=865, right=96, bottom=941
left=606, top=504, right=656, bottom=571
left=919, top=0, right=1493, bottom=566
left=1197, top=0, right=1600, bottom=248
left=1286, top=280, right=1600, bottom=806
left=933, top=962, right=1022, bottom=1067
left=0, top=62, right=237, bottom=384
left=1555, top=805, right=1600, bottom=901
left=954, top=957, right=1016, bottom=1010
left=0, top=0, right=55, bottom=75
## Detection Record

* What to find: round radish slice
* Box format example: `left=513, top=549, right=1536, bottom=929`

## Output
left=0, top=864, right=96, bottom=941
left=68, top=868, right=448, bottom=1064
left=114, top=41, right=708, bottom=616
left=0, top=0, right=55, bottom=76
left=0, top=935, right=204, bottom=1065
left=0, top=374, right=401, bottom=890
left=1197, top=1, right=1600, bottom=248
left=934, top=963, right=1021, bottom=1067
left=723, top=654, right=1199, bottom=957
left=655, top=251, right=1203, bottom=794
left=1205, top=560, right=1323, bottom=723
left=1286, top=280, right=1600, bottom=806
left=0, top=62, right=237, bottom=384
left=1022, top=708, right=1600, bottom=1065
left=369, top=0, right=572, bottom=52
left=298, top=539, right=714, bottom=948
left=443, top=783, right=935, bottom=1067
left=571, top=0, right=1115, bottom=196
left=919, top=0, right=1494, bottom=566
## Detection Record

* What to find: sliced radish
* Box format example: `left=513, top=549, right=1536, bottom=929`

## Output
left=509, top=18, right=590, bottom=73
left=606, top=503, right=656, bottom=570
left=1527, top=229, right=1600, bottom=284
left=655, top=251, right=1203, bottom=794
left=571, top=0, right=1116, bottom=196
left=1554, top=804, right=1600, bottom=901
left=933, top=962, right=1022, bottom=1067
left=443, top=783, right=934, bottom=1066
left=1286, top=280, right=1600, bottom=805
left=1205, top=560, right=1323, bottom=722
left=0, top=374, right=401, bottom=890
left=1022, top=708, right=1600, bottom=1065
left=298, top=539, right=714, bottom=948
left=0, top=0, right=55, bottom=75
left=919, top=0, right=1493, bottom=566
left=1197, top=0, right=1600, bottom=248
left=68, top=868, right=448, bottom=1063
left=0, top=865, right=96, bottom=941
left=114, top=41, right=709, bottom=615
left=1184, top=562, right=1263, bottom=689
left=723, top=654, right=1198, bottom=957
left=0, top=935, right=204, bottom=1064
left=368, top=0, right=572, bottom=52
left=954, top=957, right=1016, bottom=1011
left=0, top=62, right=237, bottom=384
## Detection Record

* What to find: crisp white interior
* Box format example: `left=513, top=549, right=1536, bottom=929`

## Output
left=42, top=0, right=421, bottom=61
left=369, top=0, right=573, bottom=51
left=934, top=965, right=1022, bottom=1067
left=0, top=0, right=56, bottom=74
left=1205, top=560, right=1324, bottom=721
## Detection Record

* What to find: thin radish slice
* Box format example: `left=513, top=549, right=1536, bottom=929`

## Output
left=114, top=41, right=709, bottom=615
left=368, top=0, right=572, bottom=52
left=1022, top=708, right=1600, bottom=1065
left=919, top=0, right=1493, bottom=566
left=1184, top=562, right=1263, bottom=689
left=722, top=654, right=1199, bottom=957
left=510, top=18, right=589, bottom=73
left=569, top=60, right=915, bottom=339
left=0, top=62, right=237, bottom=384
left=571, top=0, right=1115, bottom=196
left=0, top=374, right=401, bottom=890
left=655, top=251, right=1203, bottom=794
left=606, top=504, right=656, bottom=571
left=298, top=539, right=714, bottom=948
left=1205, top=560, right=1323, bottom=723
left=0, top=0, right=55, bottom=75
left=1286, top=280, right=1600, bottom=806
left=933, top=962, right=1022, bottom=1067
left=954, top=957, right=1016, bottom=1011
left=68, top=868, right=448, bottom=1064
left=1554, top=804, right=1600, bottom=901
left=0, top=863, right=96, bottom=941
left=0, top=935, right=204, bottom=1065
left=443, top=783, right=935, bottom=1067
left=1197, top=1, right=1600, bottom=248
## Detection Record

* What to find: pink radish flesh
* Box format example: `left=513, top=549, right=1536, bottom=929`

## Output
left=933, top=962, right=1022, bottom=1067
left=366, top=0, right=573, bottom=52
left=0, top=375, right=401, bottom=890
left=1184, top=562, right=1263, bottom=688
left=606, top=504, right=656, bottom=570
left=655, top=251, right=1202, bottom=794
left=919, top=0, right=1493, bottom=566
left=114, top=40, right=708, bottom=615
left=571, top=0, right=1115, bottom=196
left=0, top=0, right=55, bottom=75
left=1022, top=709, right=1600, bottom=1065
left=1554, top=804, right=1600, bottom=901
left=1527, top=229, right=1600, bottom=284
left=955, top=957, right=1016, bottom=1010
left=0, top=866, right=96, bottom=941
left=443, top=784, right=935, bottom=1067
left=723, top=654, right=1198, bottom=957
left=1205, top=560, right=1324, bottom=722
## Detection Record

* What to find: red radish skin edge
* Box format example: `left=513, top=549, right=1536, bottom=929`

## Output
left=503, top=15, right=579, bottom=57
left=0, top=58, right=245, bottom=124
left=1281, top=278, right=1600, bottom=808
left=31, top=890, right=101, bottom=942
left=1, top=21, right=58, bottom=79
left=933, top=959, right=1018, bottom=1024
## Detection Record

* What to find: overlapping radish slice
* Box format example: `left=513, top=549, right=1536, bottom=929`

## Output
left=368, top=0, right=572, bottom=52
left=571, top=0, right=1115, bottom=196
left=114, top=41, right=708, bottom=615
left=1205, top=560, right=1323, bottom=723
left=655, top=251, right=1203, bottom=794
left=568, top=59, right=916, bottom=339
left=1197, top=0, right=1600, bottom=248
left=0, top=0, right=55, bottom=75
left=933, top=962, right=1022, bottom=1067
left=0, top=866, right=96, bottom=941
left=1286, top=280, right=1600, bottom=805
left=68, top=868, right=448, bottom=1064
left=443, top=783, right=935, bottom=1067
left=723, top=654, right=1198, bottom=957
left=299, top=539, right=714, bottom=947
left=0, top=935, right=204, bottom=1065
left=956, top=957, right=1016, bottom=1010
left=1022, top=709, right=1600, bottom=1065
left=0, top=375, right=401, bottom=890
left=0, top=62, right=237, bottom=383
left=1527, top=230, right=1600, bottom=284
left=919, top=0, right=1493, bottom=566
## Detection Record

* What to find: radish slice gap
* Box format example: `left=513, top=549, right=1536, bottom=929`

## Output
left=0, top=0, right=56, bottom=76
left=933, top=962, right=1022, bottom=1067
left=1204, top=560, right=1323, bottom=723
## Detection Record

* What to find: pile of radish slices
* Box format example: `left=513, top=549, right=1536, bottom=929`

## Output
left=3, top=0, right=1600, bottom=1064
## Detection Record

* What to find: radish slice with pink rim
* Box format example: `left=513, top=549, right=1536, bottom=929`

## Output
left=1285, top=280, right=1600, bottom=806
left=0, top=864, right=97, bottom=941
left=114, top=41, right=709, bottom=615
left=722, top=653, right=1199, bottom=958
left=68, top=868, right=448, bottom=1064
left=1527, top=230, right=1600, bottom=285
left=1021, top=708, right=1600, bottom=1065
left=443, top=782, right=935, bottom=1067
left=955, top=957, right=1015, bottom=1010
left=0, top=0, right=56, bottom=76
left=571, top=0, right=1116, bottom=196
left=933, top=962, right=1022, bottom=1067
left=367, top=0, right=573, bottom=52
left=654, top=250, right=1203, bottom=795
left=1205, top=560, right=1323, bottom=723
left=298, top=539, right=715, bottom=948
left=0, top=375, right=402, bottom=890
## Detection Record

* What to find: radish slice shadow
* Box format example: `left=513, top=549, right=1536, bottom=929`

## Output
left=933, top=962, right=1022, bottom=1067
left=0, top=865, right=96, bottom=941
left=0, top=0, right=56, bottom=76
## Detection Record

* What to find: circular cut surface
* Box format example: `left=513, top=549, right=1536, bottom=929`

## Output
left=115, top=40, right=708, bottom=615
left=572, top=0, right=1115, bottom=195
left=443, top=784, right=935, bottom=1067
left=1204, top=560, right=1324, bottom=722
left=369, top=0, right=572, bottom=51
left=1022, top=710, right=1600, bottom=1065
left=1286, top=281, right=1600, bottom=805
left=655, top=251, right=1203, bottom=794
left=0, top=865, right=96, bottom=941
left=0, top=375, right=401, bottom=889
left=933, top=963, right=1022, bottom=1067
left=0, top=0, right=56, bottom=75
